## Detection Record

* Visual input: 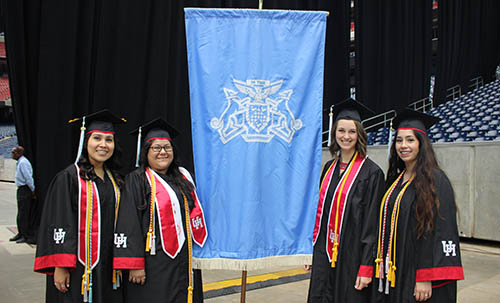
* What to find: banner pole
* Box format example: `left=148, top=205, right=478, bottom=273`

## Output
left=240, top=270, right=248, bottom=303
left=259, top=0, right=263, bottom=10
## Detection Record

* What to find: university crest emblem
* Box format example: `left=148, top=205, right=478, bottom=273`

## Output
left=210, top=79, right=303, bottom=144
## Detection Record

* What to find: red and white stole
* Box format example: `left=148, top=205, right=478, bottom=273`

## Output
left=312, top=154, right=367, bottom=263
left=179, top=167, right=208, bottom=247
left=145, top=167, right=207, bottom=258
left=77, top=165, right=101, bottom=270
left=76, top=164, right=120, bottom=300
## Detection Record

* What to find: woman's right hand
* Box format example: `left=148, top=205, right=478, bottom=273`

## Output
left=129, top=269, right=146, bottom=285
left=54, top=267, right=70, bottom=293
left=304, top=265, right=312, bottom=272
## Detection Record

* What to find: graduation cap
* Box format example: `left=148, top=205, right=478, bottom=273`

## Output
left=392, top=108, right=440, bottom=135
left=327, top=98, right=375, bottom=146
left=130, top=118, right=180, bottom=167
left=68, top=109, right=127, bottom=163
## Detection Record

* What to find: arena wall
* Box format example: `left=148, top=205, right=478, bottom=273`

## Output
left=322, top=142, right=500, bottom=242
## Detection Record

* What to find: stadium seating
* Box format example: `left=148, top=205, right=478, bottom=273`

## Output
left=0, top=123, right=17, bottom=157
left=367, top=80, right=500, bottom=145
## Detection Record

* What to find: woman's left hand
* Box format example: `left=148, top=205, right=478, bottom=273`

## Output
left=129, top=269, right=146, bottom=285
left=354, top=276, right=372, bottom=290
left=414, top=281, right=432, bottom=301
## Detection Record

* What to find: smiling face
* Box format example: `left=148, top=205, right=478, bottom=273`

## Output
left=395, top=129, right=420, bottom=167
left=335, top=119, right=358, bottom=154
left=147, top=139, right=174, bottom=174
left=87, top=132, right=115, bottom=167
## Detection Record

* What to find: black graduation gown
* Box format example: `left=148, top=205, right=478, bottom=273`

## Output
left=113, top=168, right=203, bottom=303
left=308, top=157, right=385, bottom=303
left=34, top=164, right=123, bottom=303
left=374, top=169, right=464, bottom=303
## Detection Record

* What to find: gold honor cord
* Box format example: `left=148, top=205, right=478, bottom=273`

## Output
left=182, top=193, right=193, bottom=303
left=106, top=169, right=122, bottom=289
left=374, top=171, right=413, bottom=291
left=331, top=151, right=358, bottom=268
left=375, top=174, right=402, bottom=279
left=146, top=168, right=157, bottom=255
left=387, top=175, right=413, bottom=288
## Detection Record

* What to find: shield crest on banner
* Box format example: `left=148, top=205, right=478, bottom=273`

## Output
left=247, top=103, right=270, bottom=133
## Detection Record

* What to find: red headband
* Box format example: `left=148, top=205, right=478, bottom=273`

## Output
left=398, top=128, right=427, bottom=135
left=86, top=130, right=115, bottom=135
left=146, top=137, right=172, bottom=142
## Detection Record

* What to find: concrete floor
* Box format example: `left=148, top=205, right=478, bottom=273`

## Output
left=1, top=180, right=500, bottom=302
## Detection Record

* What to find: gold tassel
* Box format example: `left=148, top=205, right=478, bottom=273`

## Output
left=187, top=285, right=193, bottom=303
left=390, top=265, right=397, bottom=288
left=145, top=231, right=151, bottom=252
left=375, top=258, right=381, bottom=278
left=331, top=242, right=339, bottom=268
left=81, top=274, right=86, bottom=295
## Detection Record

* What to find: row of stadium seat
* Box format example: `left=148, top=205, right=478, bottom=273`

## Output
left=0, top=124, right=16, bottom=140
left=368, top=80, right=500, bottom=145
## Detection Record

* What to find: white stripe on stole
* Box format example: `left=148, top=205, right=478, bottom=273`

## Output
left=149, top=169, right=185, bottom=258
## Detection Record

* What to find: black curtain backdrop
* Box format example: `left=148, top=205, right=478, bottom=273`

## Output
left=479, top=1, right=500, bottom=84
left=2, top=0, right=350, bottom=221
left=355, top=0, right=432, bottom=113
left=434, top=0, right=500, bottom=106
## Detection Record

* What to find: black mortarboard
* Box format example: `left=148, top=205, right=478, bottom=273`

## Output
left=68, top=109, right=126, bottom=163
left=69, top=109, right=126, bottom=134
left=392, top=108, right=440, bottom=135
left=332, top=98, right=374, bottom=123
left=130, top=118, right=180, bottom=167
left=326, top=98, right=375, bottom=146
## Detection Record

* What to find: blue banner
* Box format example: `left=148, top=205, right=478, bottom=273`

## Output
left=185, top=8, right=327, bottom=269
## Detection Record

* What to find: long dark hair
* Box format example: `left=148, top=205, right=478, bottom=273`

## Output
left=77, top=133, right=124, bottom=188
left=329, top=120, right=368, bottom=159
left=139, top=139, right=195, bottom=209
left=386, top=130, right=440, bottom=238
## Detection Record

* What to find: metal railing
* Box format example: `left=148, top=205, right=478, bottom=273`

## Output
left=409, top=96, right=433, bottom=113
left=469, top=76, right=483, bottom=91
left=446, top=85, right=461, bottom=102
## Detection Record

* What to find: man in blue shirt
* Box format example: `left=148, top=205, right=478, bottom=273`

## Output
left=9, top=146, right=35, bottom=244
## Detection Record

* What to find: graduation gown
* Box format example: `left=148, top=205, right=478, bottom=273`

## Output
left=113, top=168, right=204, bottom=303
left=34, top=164, right=122, bottom=303
left=374, top=169, right=464, bottom=303
left=308, top=157, right=385, bottom=303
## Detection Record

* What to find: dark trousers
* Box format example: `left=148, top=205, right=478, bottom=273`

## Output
left=16, top=185, right=33, bottom=239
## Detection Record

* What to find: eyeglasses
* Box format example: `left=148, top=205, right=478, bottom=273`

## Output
left=150, top=144, right=173, bottom=152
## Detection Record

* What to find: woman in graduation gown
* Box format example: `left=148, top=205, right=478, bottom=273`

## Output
left=307, top=99, right=385, bottom=303
left=113, top=118, right=207, bottom=303
left=373, top=109, right=464, bottom=303
left=34, top=110, right=125, bottom=303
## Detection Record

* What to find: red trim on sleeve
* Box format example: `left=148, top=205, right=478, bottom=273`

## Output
left=113, top=257, right=145, bottom=269
left=357, top=265, right=374, bottom=278
left=33, top=254, right=76, bottom=274
left=415, top=266, right=464, bottom=282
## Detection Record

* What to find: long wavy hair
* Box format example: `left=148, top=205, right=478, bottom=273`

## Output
left=329, top=120, right=368, bottom=160
left=386, top=130, right=440, bottom=238
left=77, top=133, right=124, bottom=188
left=139, top=139, right=195, bottom=209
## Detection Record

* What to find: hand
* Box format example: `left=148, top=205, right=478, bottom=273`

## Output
left=414, top=281, right=432, bottom=301
left=129, top=269, right=146, bottom=285
left=54, top=267, right=70, bottom=293
left=354, top=276, right=372, bottom=290
left=303, top=265, right=312, bottom=272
